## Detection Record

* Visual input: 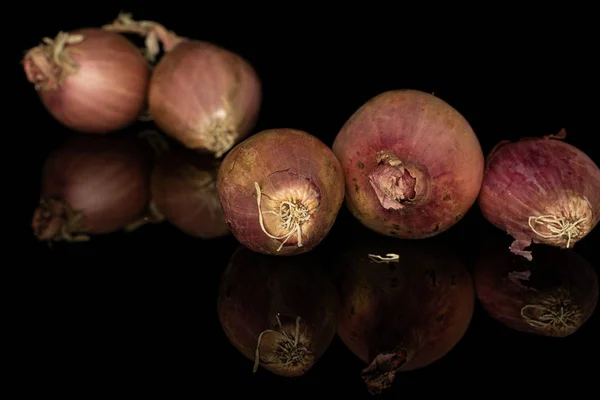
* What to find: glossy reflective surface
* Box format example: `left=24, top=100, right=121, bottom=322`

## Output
left=20, top=6, right=599, bottom=396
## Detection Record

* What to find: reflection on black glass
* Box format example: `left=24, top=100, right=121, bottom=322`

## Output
left=217, top=246, right=339, bottom=377
left=334, top=231, right=474, bottom=395
left=474, top=242, right=598, bottom=338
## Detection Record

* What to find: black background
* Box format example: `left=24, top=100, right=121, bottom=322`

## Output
left=17, top=3, right=599, bottom=396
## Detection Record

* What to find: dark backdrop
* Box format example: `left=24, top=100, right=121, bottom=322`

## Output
left=17, top=3, right=598, bottom=396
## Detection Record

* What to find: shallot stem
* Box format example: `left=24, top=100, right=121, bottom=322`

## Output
left=528, top=215, right=588, bottom=248
left=102, top=12, right=185, bottom=61
left=254, top=182, right=311, bottom=251
left=368, top=253, right=400, bottom=263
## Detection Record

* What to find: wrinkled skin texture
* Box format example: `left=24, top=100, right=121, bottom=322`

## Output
left=151, top=147, right=229, bottom=238
left=335, top=231, right=474, bottom=394
left=474, top=241, right=598, bottom=337
left=216, top=128, right=345, bottom=255
left=217, top=246, right=339, bottom=377
left=332, top=89, right=484, bottom=238
left=478, top=133, right=600, bottom=261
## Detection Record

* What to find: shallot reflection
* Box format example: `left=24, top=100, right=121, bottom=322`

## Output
left=217, top=246, right=339, bottom=377
left=334, top=230, right=474, bottom=394
left=474, top=241, right=598, bottom=338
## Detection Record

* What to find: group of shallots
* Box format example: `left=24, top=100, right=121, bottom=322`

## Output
left=25, top=12, right=600, bottom=395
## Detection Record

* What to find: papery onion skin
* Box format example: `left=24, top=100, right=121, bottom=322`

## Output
left=217, top=246, right=339, bottom=377
left=478, top=129, right=600, bottom=261
left=216, top=128, right=345, bottom=256
left=31, top=134, right=153, bottom=242
left=473, top=241, right=598, bottom=338
left=335, top=230, right=474, bottom=394
left=23, top=28, right=150, bottom=134
left=148, top=41, right=262, bottom=157
left=102, top=14, right=262, bottom=158
left=150, top=146, right=230, bottom=239
left=332, top=89, right=484, bottom=239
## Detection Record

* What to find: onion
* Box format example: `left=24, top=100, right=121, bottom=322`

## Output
left=473, top=240, right=598, bottom=337
left=332, top=89, right=484, bottom=239
left=22, top=28, right=150, bottom=134
left=103, top=13, right=262, bottom=158
left=216, top=128, right=345, bottom=256
left=217, top=246, right=339, bottom=377
left=31, top=134, right=153, bottom=242
left=150, top=145, right=230, bottom=239
left=335, top=230, right=474, bottom=394
left=478, top=129, right=600, bottom=261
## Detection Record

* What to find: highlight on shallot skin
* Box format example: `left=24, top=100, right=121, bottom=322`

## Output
left=332, top=89, right=484, bottom=240
left=103, top=13, right=262, bottom=158
left=334, top=230, right=474, bottom=395
left=478, top=129, right=600, bottom=261
left=22, top=28, right=150, bottom=134
left=217, top=246, right=339, bottom=377
left=216, top=128, right=345, bottom=256
left=473, top=240, right=598, bottom=338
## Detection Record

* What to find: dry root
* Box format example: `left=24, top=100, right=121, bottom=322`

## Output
left=528, top=214, right=588, bottom=248
left=253, top=313, right=312, bottom=373
left=521, top=290, right=583, bottom=335
left=255, top=182, right=311, bottom=252
left=368, top=253, right=400, bottom=263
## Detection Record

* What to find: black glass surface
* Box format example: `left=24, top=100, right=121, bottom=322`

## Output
left=18, top=5, right=599, bottom=396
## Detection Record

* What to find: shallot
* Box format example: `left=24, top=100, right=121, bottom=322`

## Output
left=478, top=129, right=600, bottom=260
left=474, top=240, right=598, bottom=337
left=332, top=89, right=484, bottom=238
left=335, top=230, right=474, bottom=394
left=217, top=246, right=339, bottom=377
left=150, top=145, right=229, bottom=239
left=103, top=13, right=262, bottom=158
left=217, top=128, right=345, bottom=256
left=31, top=134, right=153, bottom=242
left=23, top=28, right=150, bottom=134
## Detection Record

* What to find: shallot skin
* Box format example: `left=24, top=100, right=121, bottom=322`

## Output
left=216, top=128, right=345, bottom=256
left=32, top=135, right=152, bottom=242
left=150, top=147, right=230, bottom=239
left=23, top=28, right=150, bottom=134
left=335, top=232, right=474, bottom=394
left=474, top=242, right=598, bottom=338
left=332, top=89, right=484, bottom=239
left=148, top=40, right=262, bottom=158
left=478, top=132, right=600, bottom=261
left=217, top=246, right=339, bottom=377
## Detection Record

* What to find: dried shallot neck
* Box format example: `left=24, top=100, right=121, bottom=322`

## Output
left=528, top=215, right=588, bottom=249
left=369, top=151, right=427, bottom=210
left=254, top=182, right=313, bottom=252
left=361, top=348, right=408, bottom=395
left=102, top=12, right=186, bottom=61
left=521, top=290, right=583, bottom=336
left=23, top=32, right=84, bottom=91
left=253, top=313, right=314, bottom=374
left=32, top=198, right=89, bottom=242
